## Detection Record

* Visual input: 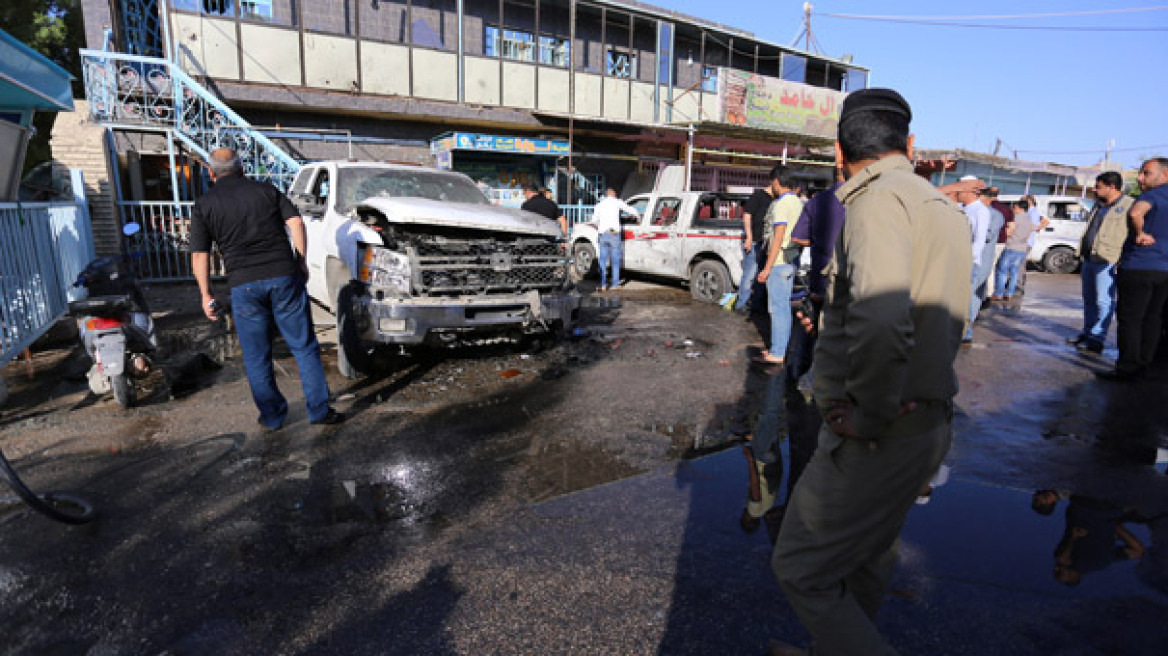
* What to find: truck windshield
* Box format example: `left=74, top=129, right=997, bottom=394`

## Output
left=337, top=168, right=489, bottom=212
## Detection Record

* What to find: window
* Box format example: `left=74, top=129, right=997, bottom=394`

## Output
left=651, top=198, right=683, bottom=227
left=626, top=198, right=650, bottom=223
left=780, top=53, right=806, bottom=83
left=486, top=26, right=534, bottom=62
left=539, top=36, right=570, bottom=67
left=239, top=0, right=272, bottom=20
left=607, top=49, right=637, bottom=78
left=845, top=68, right=868, bottom=92
left=701, top=66, right=718, bottom=93
left=172, top=0, right=234, bottom=16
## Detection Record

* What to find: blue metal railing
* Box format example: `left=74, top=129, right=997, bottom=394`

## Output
left=116, top=201, right=228, bottom=282
left=562, top=204, right=595, bottom=227
left=1, top=195, right=95, bottom=366
left=79, top=48, right=301, bottom=191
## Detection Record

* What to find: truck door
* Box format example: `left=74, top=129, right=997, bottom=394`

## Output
left=619, top=196, right=652, bottom=271
left=636, top=197, right=684, bottom=276
left=300, top=167, right=332, bottom=304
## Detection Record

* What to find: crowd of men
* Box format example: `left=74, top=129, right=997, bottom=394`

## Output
left=714, top=91, right=1167, bottom=654
left=187, top=84, right=1166, bottom=653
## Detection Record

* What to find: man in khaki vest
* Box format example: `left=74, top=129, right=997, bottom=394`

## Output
left=1067, top=171, right=1135, bottom=353
left=768, top=88, right=971, bottom=656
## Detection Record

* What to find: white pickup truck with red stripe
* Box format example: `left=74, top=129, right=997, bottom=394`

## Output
left=568, top=191, right=750, bottom=302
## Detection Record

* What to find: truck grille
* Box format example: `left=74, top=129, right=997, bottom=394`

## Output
left=412, top=239, right=568, bottom=296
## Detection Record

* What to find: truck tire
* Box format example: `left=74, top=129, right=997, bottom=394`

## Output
left=111, top=374, right=133, bottom=409
left=1042, top=247, right=1078, bottom=275
left=571, top=241, right=597, bottom=282
left=335, top=282, right=374, bottom=379
left=690, top=259, right=731, bottom=304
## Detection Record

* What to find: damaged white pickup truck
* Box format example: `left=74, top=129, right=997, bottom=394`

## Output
left=289, top=161, right=581, bottom=378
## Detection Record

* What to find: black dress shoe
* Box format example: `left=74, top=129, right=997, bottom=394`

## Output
left=310, top=408, right=346, bottom=425
left=1066, top=335, right=1086, bottom=345
left=1077, top=340, right=1104, bottom=354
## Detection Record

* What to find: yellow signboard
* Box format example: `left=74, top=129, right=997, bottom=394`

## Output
left=716, top=68, right=845, bottom=140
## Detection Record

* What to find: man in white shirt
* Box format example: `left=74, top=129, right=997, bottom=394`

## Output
left=592, top=187, right=641, bottom=291
left=955, top=177, right=992, bottom=342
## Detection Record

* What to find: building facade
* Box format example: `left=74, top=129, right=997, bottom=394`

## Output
left=65, top=0, right=868, bottom=266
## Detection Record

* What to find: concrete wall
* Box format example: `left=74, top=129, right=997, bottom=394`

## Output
left=172, top=14, right=240, bottom=80
left=305, top=33, right=359, bottom=90
left=362, top=43, right=412, bottom=97
left=239, top=24, right=299, bottom=85
left=412, top=49, right=458, bottom=101
left=49, top=102, right=119, bottom=257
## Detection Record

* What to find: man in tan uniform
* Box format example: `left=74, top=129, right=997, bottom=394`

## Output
left=768, top=88, right=972, bottom=656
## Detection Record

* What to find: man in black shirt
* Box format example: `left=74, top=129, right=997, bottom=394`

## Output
left=735, top=168, right=782, bottom=313
left=190, top=148, right=342, bottom=429
left=521, top=184, right=567, bottom=236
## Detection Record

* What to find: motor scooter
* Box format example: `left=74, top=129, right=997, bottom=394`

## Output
left=68, top=223, right=156, bottom=408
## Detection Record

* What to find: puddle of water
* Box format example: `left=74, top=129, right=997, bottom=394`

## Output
left=525, top=440, right=644, bottom=502
left=901, top=479, right=1168, bottom=601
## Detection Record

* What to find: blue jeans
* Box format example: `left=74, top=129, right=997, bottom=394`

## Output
left=766, top=263, right=796, bottom=358
left=1080, top=257, right=1117, bottom=345
left=994, top=249, right=1027, bottom=299
left=597, top=233, right=622, bottom=288
left=231, top=275, right=331, bottom=427
left=735, top=245, right=761, bottom=311
left=963, top=264, right=981, bottom=340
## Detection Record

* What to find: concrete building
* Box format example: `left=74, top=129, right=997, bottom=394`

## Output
left=64, top=0, right=869, bottom=270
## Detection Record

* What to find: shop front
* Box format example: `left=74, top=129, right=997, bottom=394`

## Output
left=430, top=132, right=571, bottom=208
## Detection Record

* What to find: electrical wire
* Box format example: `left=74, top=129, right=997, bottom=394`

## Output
left=819, top=16, right=1168, bottom=32
left=821, top=6, right=1168, bottom=21
left=1018, top=144, right=1168, bottom=155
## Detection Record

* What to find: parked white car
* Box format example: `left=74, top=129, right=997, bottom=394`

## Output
left=1000, top=194, right=1095, bottom=274
left=289, top=161, right=580, bottom=378
left=568, top=191, right=749, bottom=302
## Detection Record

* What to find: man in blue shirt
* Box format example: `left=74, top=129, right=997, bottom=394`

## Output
left=1099, top=158, right=1168, bottom=381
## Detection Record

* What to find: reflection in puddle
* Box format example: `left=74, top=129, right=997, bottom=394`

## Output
left=901, top=479, right=1168, bottom=600
left=525, top=440, right=643, bottom=502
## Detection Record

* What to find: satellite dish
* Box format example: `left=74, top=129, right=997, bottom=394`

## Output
left=122, top=222, right=141, bottom=237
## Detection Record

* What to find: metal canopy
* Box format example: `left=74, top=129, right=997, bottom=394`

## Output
left=0, top=28, right=74, bottom=112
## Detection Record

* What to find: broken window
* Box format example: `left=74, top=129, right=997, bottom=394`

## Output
left=606, top=49, right=636, bottom=78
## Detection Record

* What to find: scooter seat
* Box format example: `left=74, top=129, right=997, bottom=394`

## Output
left=69, top=294, right=132, bottom=316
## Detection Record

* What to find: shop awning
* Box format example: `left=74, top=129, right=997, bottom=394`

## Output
left=0, top=28, right=75, bottom=112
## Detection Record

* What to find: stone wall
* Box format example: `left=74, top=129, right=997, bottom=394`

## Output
left=50, top=101, right=120, bottom=257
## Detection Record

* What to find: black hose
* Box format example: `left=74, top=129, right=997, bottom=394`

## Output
left=0, top=448, right=96, bottom=525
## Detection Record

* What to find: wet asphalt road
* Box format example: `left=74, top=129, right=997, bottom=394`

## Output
left=0, top=273, right=1165, bottom=655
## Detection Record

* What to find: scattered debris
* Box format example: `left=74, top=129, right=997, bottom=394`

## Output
left=499, top=369, right=522, bottom=379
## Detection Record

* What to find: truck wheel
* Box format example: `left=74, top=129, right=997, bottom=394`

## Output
left=335, top=283, right=374, bottom=379
left=571, top=242, right=597, bottom=282
left=1042, top=247, right=1078, bottom=274
left=111, top=374, right=134, bottom=409
left=690, top=260, right=731, bottom=304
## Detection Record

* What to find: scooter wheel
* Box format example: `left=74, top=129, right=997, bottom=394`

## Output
left=111, top=374, right=134, bottom=409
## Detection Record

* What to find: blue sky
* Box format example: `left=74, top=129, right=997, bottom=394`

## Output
left=653, top=0, right=1165, bottom=170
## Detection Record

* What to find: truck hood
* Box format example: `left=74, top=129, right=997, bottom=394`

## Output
left=356, top=197, right=561, bottom=238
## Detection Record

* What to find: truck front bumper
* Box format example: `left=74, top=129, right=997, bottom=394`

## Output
left=355, top=290, right=582, bottom=345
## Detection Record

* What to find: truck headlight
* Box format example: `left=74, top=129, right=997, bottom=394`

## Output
left=359, top=246, right=412, bottom=295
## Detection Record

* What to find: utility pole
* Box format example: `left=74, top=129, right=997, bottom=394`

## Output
left=1105, top=139, right=1115, bottom=168
left=805, top=3, right=812, bottom=52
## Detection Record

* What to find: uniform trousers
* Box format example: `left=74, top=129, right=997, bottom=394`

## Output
left=772, top=418, right=952, bottom=656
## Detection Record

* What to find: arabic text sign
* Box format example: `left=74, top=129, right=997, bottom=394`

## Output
left=434, top=132, right=570, bottom=156
left=716, top=69, right=845, bottom=140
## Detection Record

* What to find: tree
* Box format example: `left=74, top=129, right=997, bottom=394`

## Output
left=0, top=1, right=84, bottom=173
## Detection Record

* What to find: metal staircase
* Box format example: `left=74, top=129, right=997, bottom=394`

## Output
left=79, top=48, right=301, bottom=191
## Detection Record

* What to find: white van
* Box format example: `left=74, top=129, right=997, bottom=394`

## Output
left=1000, top=194, right=1095, bottom=274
